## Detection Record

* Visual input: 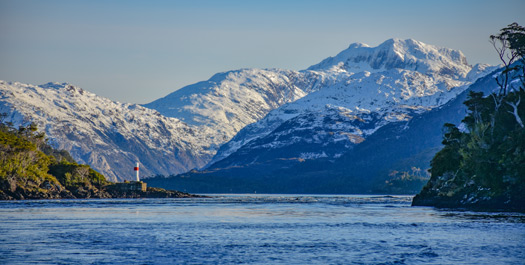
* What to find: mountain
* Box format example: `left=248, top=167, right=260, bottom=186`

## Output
left=321, top=68, right=500, bottom=193
left=146, top=66, right=499, bottom=194
left=308, top=39, right=471, bottom=76
left=0, top=65, right=345, bottom=180
left=146, top=39, right=497, bottom=193
left=0, top=81, right=215, bottom=181
left=0, top=69, right=336, bottom=181
left=204, top=39, right=494, bottom=171
left=1, top=39, right=495, bottom=186
left=144, top=68, right=338, bottom=150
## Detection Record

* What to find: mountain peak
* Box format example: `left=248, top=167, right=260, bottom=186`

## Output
left=347, top=42, right=370, bottom=49
left=40, top=82, right=71, bottom=89
left=307, top=38, right=471, bottom=79
left=40, top=82, right=86, bottom=95
left=377, top=38, right=427, bottom=55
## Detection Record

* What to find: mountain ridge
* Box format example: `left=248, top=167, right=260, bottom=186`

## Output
left=146, top=66, right=500, bottom=194
left=0, top=38, right=496, bottom=184
left=206, top=39, right=496, bottom=169
left=143, top=68, right=341, bottom=149
left=0, top=81, right=213, bottom=181
left=308, top=38, right=471, bottom=77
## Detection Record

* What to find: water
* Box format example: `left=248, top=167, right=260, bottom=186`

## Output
left=0, top=195, right=524, bottom=265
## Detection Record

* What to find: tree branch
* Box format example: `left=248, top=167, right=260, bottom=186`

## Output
left=506, top=95, right=524, bottom=128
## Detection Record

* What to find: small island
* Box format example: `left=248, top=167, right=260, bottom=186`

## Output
left=0, top=117, right=199, bottom=200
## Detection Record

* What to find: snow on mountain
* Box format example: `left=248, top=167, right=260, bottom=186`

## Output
left=308, top=38, right=471, bottom=78
left=0, top=38, right=497, bottom=183
left=144, top=68, right=340, bottom=149
left=0, top=69, right=341, bottom=181
left=207, top=39, right=497, bottom=168
left=147, top=70, right=502, bottom=194
left=0, top=81, right=216, bottom=181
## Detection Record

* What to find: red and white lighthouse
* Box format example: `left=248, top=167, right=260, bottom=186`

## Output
left=134, top=162, right=140, bottom=181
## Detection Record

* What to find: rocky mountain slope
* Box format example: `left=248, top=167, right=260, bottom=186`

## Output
left=204, top=39, right=495, bottom=171
left=144, top=68, right=339, bottom=149
left=0, top=66, right=341, bottom=180
left=146, top=66, right=500, bottom=194
left=0, top=81, right=215, bottom=181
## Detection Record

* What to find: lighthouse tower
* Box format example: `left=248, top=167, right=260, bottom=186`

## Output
left=134, top=162, right=140, bottom=181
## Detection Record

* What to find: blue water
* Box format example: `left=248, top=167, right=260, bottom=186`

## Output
left=0, top=195, right=524, bottom=264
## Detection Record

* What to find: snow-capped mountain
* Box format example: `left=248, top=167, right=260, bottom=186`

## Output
left=0, top=69, right=336, bottom=181
left=144, top=68, right=339, bottom=149
left=206, top=39, right=495, bottom=169
left=308, top=39, right=472, bottom=77
left=150, top=68, right=500, bottom=194
left=1, top=38, right=496, bottom=185
left=1, top=69, right=340, bottom=181
left=0, top=81, right=217, bottom=181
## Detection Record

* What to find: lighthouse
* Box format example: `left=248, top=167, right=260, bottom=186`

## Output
left=134, top=162, right=140, bottom=181
left=110, top=162, right=146, bottom=192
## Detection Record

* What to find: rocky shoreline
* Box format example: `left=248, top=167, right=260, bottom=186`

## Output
left=0, top=178, right=203, bottom=200
left=412, top=184, right=525, bottom=212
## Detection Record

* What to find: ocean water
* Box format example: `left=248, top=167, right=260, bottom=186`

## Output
left=0, top=195, right=524, bottom=265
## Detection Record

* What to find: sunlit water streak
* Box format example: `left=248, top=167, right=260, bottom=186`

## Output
left=0, top=195, right=524, bottom=264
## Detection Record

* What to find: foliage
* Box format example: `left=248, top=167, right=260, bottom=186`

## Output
left=490, top=22, right=525, bottom=96
left=48, top=162, right=108, bottom=191
left=491, top=22, right=525, bottom=64
left=0, top=121, right=57, bottom=187
left=416, top=23, right=525, bottom=210
left=0, top=116, right=184, bottom=199
left=0, top=117, right=109, bottom=199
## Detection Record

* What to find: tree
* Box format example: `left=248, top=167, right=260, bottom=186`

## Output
left=490, top=22, right=525, bottom=129
left=413, top=23, right=525, bottom=210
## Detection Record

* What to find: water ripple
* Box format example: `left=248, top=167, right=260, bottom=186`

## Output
left=0, top=195, right=524, bottom=264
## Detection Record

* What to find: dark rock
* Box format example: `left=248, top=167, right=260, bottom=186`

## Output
left=412, top=185, right=525, bottom=212
left=106, top=186, right=203, bottom=199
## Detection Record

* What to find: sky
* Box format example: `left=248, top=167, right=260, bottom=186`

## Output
left=1, top=0, right=524, bottom=104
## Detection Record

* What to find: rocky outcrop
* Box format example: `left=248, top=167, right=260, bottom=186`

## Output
left=0, top=179, right=200, bottom=200
left=0, top=178, right=74, bottom=200
left=106, top=186, right=202, bottom=199
left=412, top=182, right=525, bottom=212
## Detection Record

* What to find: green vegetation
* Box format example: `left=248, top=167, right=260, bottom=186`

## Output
left=48, top=162, right=109, bottom=198
left=0, top=115, right=110, bottom=199
left=0, top=115, right=196, bottom=199
left=413, top=23, right=525, bottom=211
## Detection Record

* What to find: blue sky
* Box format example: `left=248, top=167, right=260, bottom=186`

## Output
left=1, top=0, right=524, bottom=104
